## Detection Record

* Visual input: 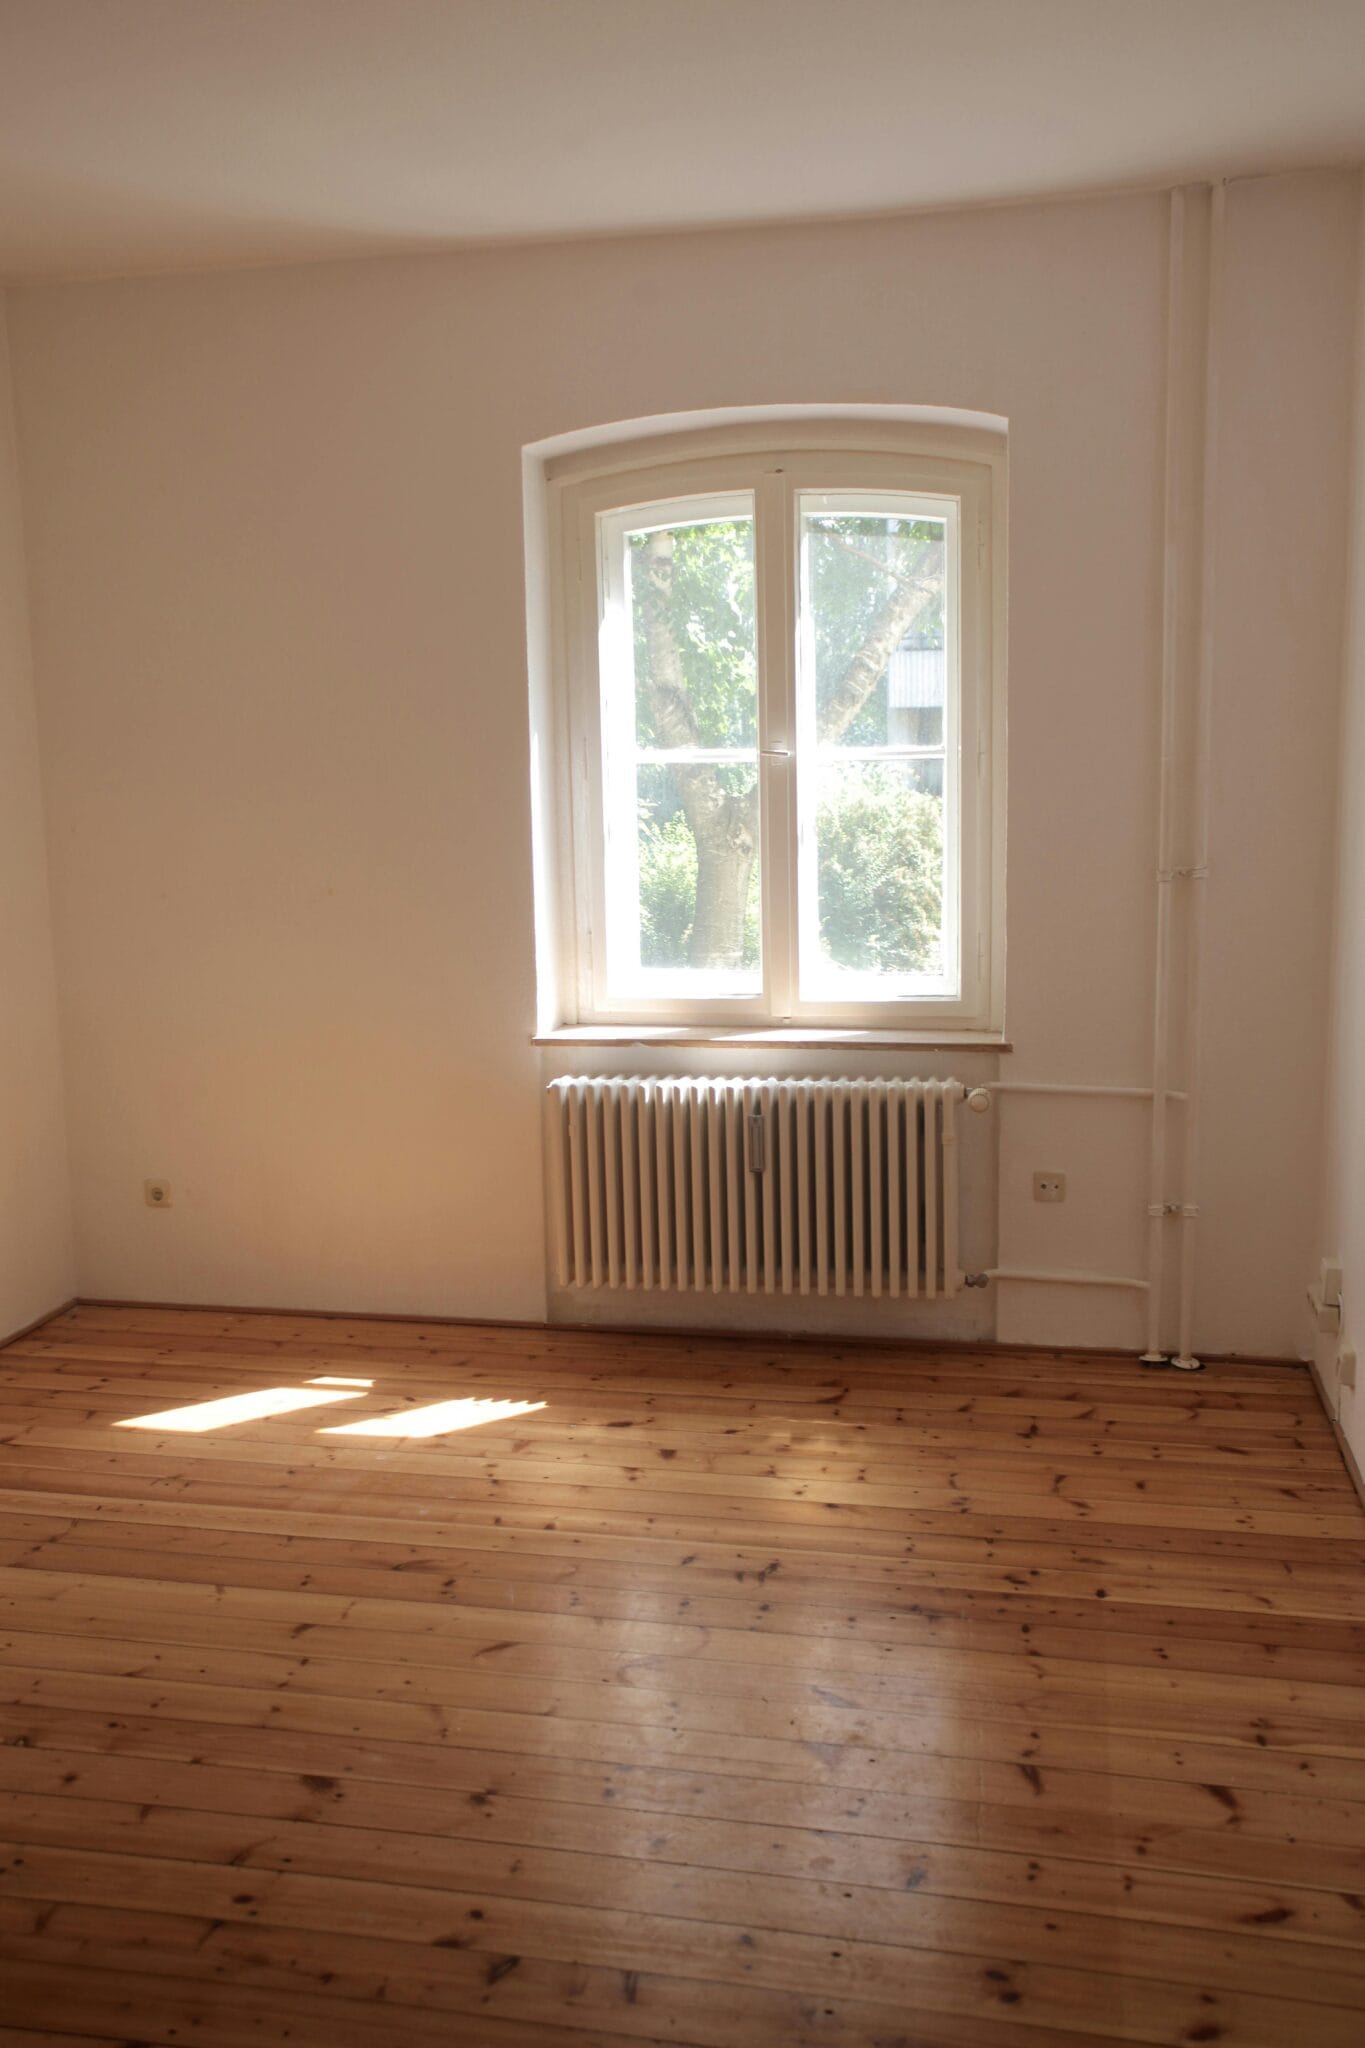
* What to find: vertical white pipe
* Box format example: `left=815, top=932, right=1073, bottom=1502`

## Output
left=887, top=1080, right=902, bottom=1298
left=604, top=1080, right=622, bottom=1290
left=743, top=1080, right=760, bottom=1294
left=850, top=1079, right=867, bottom=1299
left=639, top=1082, right=656, bottom=1290
left=570, top=1083, right=588, bottom=1287
left=868, top=1080, right=885, bottom=1299
left=548, top=1082, right=571, bottom=1288
left=587, top=1080, right=605, bottom=1289
left=923, top=1082, right=940, bottom=1300
left=1143, top=188, right=1187, bottom=1361
left=779, top=1080, right=795, bottom=1295
left=689, top=1078, right=707, bottom=1292
left=760, top=1079, right=778, bottom=1294
left=814, top=1082, right=830, bottom=1296
left=621, top=1080, right=638, bottom=1291
left=655, top=1083, right=673, bottom=1291
left=942, top=1083, right=962, bottom=1298
left=708, top=1084, right=724, bottom=1294
left=832, top=1079, right=849, bottom=1298
left=1174, top=180, right=1227, bottom=1371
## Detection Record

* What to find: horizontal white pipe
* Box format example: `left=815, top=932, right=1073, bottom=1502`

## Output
left=984, top=1267, right=1151, bottom=1291
left=982, top=1082, right=1188, bottom=1102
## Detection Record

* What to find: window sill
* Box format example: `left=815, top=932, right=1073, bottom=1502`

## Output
left=536, top=1025, right=1011, bottom=1052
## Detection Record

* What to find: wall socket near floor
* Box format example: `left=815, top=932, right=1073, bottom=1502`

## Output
left=1032, top=1170, right=1067, bottom=1203
left=144, top=1179, right=172, bottom=1208
left=1323, top=1342, right=1357, bottom=1426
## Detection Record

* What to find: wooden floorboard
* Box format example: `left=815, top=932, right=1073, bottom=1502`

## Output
left=0, top=1306, right=1363, bottom=2045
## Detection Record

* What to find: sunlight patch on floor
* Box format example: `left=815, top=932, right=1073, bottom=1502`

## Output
left=115, top=1385, right=367, bottom=1431
left=320, top=1397, right=546, bottom=1439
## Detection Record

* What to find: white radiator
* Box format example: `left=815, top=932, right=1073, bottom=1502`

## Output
left=546, top=1076, right=967, bottom=1299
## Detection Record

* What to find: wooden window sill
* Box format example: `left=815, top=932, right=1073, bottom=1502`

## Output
left=535, top=1025, right=1011, bottom=1052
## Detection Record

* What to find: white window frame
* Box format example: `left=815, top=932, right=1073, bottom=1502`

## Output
left=545, top=421, right=1005, bottom=1035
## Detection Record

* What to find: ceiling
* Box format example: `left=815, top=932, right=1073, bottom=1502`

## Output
left=2, top=0, right=1364, bottom=282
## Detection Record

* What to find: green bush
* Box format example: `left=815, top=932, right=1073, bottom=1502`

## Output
left=638, top=770, right=940, bottom=975
left=638, top=806, right=760, bottom=968
left=816, top=768, right=943, bottom=974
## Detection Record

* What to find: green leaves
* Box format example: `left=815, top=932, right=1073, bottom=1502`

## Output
left=630, top=518, right=756, bottom=749
left=636, top=766, right=942, bottom=977
left=637, top=787, right=761, bottom=969
left=625, top=504, right=946, bottom=979
left=816, top=765, right=944, bottom=975
left=806, top=513, right=946, bottom=747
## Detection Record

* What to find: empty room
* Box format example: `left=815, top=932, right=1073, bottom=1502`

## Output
left=2, top=2, right=1365, bottom=2043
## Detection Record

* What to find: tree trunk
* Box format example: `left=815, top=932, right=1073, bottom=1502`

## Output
left=638, top=530, right=759, bottom=970
left=818, top=538, right=944, bottom=742
left=686, top=793, right=757, bottom=970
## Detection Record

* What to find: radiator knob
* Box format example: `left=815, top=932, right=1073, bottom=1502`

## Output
left=965, top=1088, right=992, bottom=1114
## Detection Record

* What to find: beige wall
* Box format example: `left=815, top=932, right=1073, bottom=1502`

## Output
left=0, top=305, right=73, bottom=1336
left=1198, top=172, right=1359, bottom=1358
left=6, top=173, right=1358, bottom=1352
left=1317, top=180, right=1365, bottom=1469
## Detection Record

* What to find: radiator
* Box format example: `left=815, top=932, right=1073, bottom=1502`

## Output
left=546, top=1076, right=967, bottom=1298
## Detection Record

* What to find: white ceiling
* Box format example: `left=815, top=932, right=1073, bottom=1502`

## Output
left=2, top=0, right=1364, bottom=282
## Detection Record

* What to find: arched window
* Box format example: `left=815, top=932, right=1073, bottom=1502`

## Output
left=537, top=419, right=1005, bottom=1036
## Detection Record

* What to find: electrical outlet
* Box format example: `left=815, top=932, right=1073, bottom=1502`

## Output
left=144, top=1179, right=172, bottom=1209
left=1032, top=1171, right=1066, bottom=1204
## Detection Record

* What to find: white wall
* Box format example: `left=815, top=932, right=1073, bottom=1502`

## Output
left=6, top=173, right=1357, bottom=1352
left=0, top=304, right=73, bottom=1336
left=1316, top=178, right=1365, bottom=1472
left=1201, top=173, right=1359, bottom=1362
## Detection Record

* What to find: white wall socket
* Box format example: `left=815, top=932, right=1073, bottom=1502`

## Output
left=144, top=1179, right=172, bottom=1208
left=1308, top=1257, right=1343, bottom=1334
left=1032, top=1171, right=1066, bottom=1203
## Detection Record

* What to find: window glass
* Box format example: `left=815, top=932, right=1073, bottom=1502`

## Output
left=602, top=501, right=761, bottom=999
left=797, top=494, right=956, bottom=999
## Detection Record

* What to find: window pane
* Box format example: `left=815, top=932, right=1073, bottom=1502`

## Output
left=634, top=761, right=760, bottom=983
left=797, top=490, right=957, bottom=1002
left=627, top=516, right=757, bottom=749
left=601, top=500, right=761, bottom=998
left=801, top=503, right=947, bottom=748
left=809, top=757, right=948, bottom=991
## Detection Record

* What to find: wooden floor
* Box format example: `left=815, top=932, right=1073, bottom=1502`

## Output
left=0, top=1309, right=1363, bottom=2047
